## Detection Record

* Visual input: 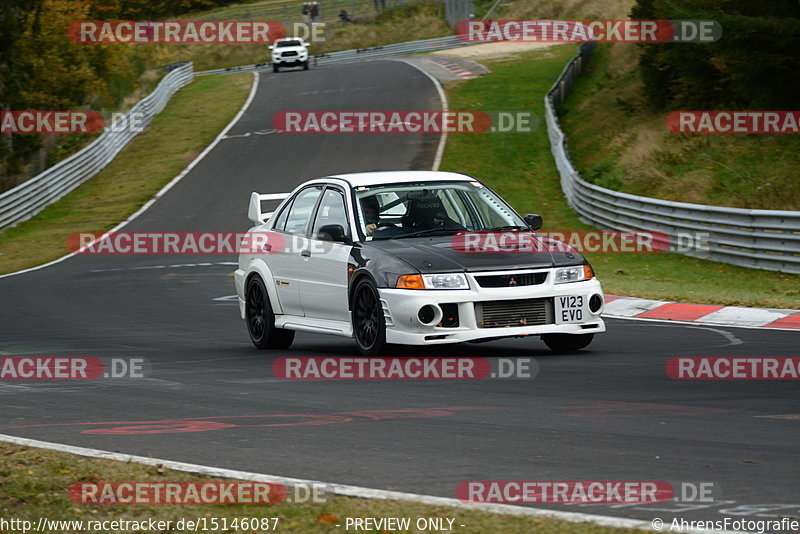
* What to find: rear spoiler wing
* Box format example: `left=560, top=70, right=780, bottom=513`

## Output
left=248, top=192, right=291, bottom=225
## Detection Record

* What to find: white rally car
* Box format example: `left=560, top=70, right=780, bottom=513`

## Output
left=269, top=38, right=309, bottom=72
left=235, top=171, right=606, bottom=356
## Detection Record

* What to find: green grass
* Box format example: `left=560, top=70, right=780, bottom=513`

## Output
left=0, top=73, right=252, bottom=275
left=0, top=442, right=637, bottom=534
left=438, top=45, right=800, bottom=309
left=559, top=43, right=800, bottom=210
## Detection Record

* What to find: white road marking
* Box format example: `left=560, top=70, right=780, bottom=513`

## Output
left=90, top=261, right=237, bottom=273
left=223, top=128, right=276, bottom=140
left=603, top=321, right=745, bottom=347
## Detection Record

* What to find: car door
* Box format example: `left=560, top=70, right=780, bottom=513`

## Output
left=268, top=185, right=323, bottom=317
left=301, top=186, right=353, bottom=322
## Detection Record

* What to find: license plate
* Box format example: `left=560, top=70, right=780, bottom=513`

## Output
left=555, top=295, right=585, bottom=324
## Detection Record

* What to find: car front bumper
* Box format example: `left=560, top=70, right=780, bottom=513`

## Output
left=378, top=274, right=605, bottom=345
left=273, top=56, right=307, bottom=65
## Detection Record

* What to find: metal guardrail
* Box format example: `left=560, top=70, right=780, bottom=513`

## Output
left=0, top=63, right=195, bottom=231
left=545, top=44, right=800, bottom=274
left=196, top=34, right=470, bottom=75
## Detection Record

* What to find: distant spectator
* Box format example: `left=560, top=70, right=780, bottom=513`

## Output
left=310, top=1, right=319, bottom=22
left=301, top=2, right=310, bottom=23
left=338, top=9, right=351, bottom=22
left=374, top=0, right=386, bottom=12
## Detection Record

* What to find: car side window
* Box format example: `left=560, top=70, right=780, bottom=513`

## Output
left=312, top=188, right=350, bottom=239
left=283, top=185, right=323, bottom=235
left=271, top=198, right=293, bottom=232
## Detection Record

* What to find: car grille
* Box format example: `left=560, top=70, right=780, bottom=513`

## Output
left=474, top=272, right=547, bottom=288
left=281, top=51, right=298, bottom=57
left=475, top=298, right=553, bottom=328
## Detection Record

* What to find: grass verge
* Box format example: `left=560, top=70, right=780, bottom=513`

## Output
left=0, top=442, right=636, bottom=533
left=438, top=45, right=800, bottom=309
left=558, top=43, right=800, bottom=210
left=0, top=73, right=252, bottom=275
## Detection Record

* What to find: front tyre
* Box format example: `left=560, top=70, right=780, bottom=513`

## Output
left=246, top=276, right=294, bottom=349
left=272, top=64, right=279, bottom=73
left=352, top=278, right=387, bottom=357
left=542, top=333, right=594, bottom=353
left=303, top=60, right=309, bottom=70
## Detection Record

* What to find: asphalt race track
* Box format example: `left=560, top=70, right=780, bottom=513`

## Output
left=1, top=60, right=798, bottom=526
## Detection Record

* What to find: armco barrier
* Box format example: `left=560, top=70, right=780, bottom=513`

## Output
left=0, top=62, right=194, bottom=231
left=545, top=43, right=800, bottom=274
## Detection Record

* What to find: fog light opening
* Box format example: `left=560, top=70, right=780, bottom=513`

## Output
left=589, top=294, right=603, bottom=313
left=417, top=304, right=443, bottom=326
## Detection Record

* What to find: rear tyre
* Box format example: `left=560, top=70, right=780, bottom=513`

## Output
left=303, top=61, right=309, bottom=70
left=272, top=64, right=279, bottom=73
left=246, top=276, right=294, bottom=349
left=542, top=333, right=594, bottom=353
left=352, top=278, right=387, bottom=357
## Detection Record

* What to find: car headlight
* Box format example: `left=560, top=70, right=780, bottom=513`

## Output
left=554, top=265, right=594, bottom=284
left=396, top=273, right=469, bottom=290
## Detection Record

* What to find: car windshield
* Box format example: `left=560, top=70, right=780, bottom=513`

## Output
left=353, top=181, right=527, bottom=240
left=277, top=40, right=302, bottom=47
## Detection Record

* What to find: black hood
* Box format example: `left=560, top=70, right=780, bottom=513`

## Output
left=363, top=233, right=586, bottom=273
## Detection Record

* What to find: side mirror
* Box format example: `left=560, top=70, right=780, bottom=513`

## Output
left=524, top=213, right=543, bottom=231
left=268, top=45, right=274, bottom=49
left=318, top=224, right=350, bottom=244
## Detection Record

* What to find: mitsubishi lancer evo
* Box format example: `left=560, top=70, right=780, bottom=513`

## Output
left=235, top=171, right=605, bottom=356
